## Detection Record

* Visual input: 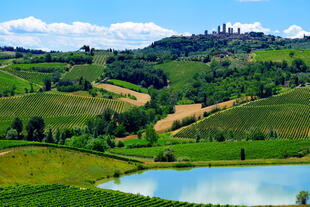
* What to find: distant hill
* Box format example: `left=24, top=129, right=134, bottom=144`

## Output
left=175, top=87, right=310, bottom=140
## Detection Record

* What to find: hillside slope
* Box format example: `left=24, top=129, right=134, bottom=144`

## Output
left=0, top=92, right=132, bottom=135
left=175, top=87, right=310, bottom=139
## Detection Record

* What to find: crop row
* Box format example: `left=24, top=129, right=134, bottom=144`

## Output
left=93, top=54, right=107, bottom=65
left=0, top=92, right=132, bottom=134
left=63, top=64, right=104, bottom=82
left=3, top=68, right=51, bottom=85
left=0, top=184, right=218, bottom=207
left=175, top=88, right=310, bottom=140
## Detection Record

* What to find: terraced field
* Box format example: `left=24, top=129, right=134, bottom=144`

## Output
left=0, top=92, right=132, bottom=134
left=175, top=87, right=310, bottom=139
left=254, top=49, right=310, bottom=65
left=63, top=64, right=104, bottom=82
left=0, top=185, right=213, bottom=207
left=4, top=63, right=68, bottom=72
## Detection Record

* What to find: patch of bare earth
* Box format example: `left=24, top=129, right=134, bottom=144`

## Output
left=95, top=84, right=151, bottom=106
left=154, top=97, right=251, bottom=133
left=0, top=151, right=11, bottom=156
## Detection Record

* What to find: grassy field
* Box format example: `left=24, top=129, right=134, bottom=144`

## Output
left=0, top=145, right=136, bottom=187
left=254, top=49, right=310, bottom=65
left=0, top=92, right=132, bottom=135
left=108, top=79, right=148, bottom=93
left=110, top=139, right=310, bottom=161
left=0, top=71, right=39, bottom=94
left=175, top=87, right=310, bottom=139
left=0, top=184, right=216, bottom=207
left=2, top=68, right=52, bottom=85
left=5, top=62, right=68, bottom=72
left=154, top=61, right=210, bottom=89
left=63, top=64, right=104, bottom=82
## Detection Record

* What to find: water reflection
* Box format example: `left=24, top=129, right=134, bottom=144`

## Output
left=97, top=165, right=310, bottom=205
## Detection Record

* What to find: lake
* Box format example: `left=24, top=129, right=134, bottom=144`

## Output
left=97, top=165, right=310, bottom=205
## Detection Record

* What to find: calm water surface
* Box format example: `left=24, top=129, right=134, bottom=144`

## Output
left=97, top=165, right=310, bottom=205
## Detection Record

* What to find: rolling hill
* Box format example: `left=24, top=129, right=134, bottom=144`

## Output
left=0, top=92, right=132, bottom=135
left=175, top=87, right=310, bottom=139
left=63, top=64, right=104, bottom=82
left=154, top=61, right=210, bottom=89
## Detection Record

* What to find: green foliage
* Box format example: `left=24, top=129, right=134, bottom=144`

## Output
left=26, top=117, right=45, bottom=142
left=63, top=64, right=104, bottom=82
left=5, top=129, right=18, bottom=140
left=5, top=63, right=68, bottom=73
left=110, top=139, right=310, bottom=161
left=108, top=79, right=148, bottom=93
left=11, top=117, right=23, bottom=136
left=0, top=184, right=222, bottom=206
left=296, top=190, right=309, bottom=205
left=0, top=92, right=132, bottom=135
left=145, top=125, right=158, bottom=145
left=3, top=69, right=52, bottom=85
left=154, top=147, right=176, bottom=162
left=175, top=87, right=310, bottom=140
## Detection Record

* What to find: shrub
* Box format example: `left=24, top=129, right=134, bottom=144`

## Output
left=154, top=147, right=176, bottom=162
left=113, top=169, right=121, bottom=177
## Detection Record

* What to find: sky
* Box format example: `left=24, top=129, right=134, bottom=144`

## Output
left=1, top=0, right=309, bottom=51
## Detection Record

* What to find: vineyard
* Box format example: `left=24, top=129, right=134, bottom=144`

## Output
left=2, top=68, right=51, bottom=85
left=93, top=54, right=108, bottom=65
left=175, top=87, right=310, bottom=139
left=0, top=92, right=132, bottom=134
left=0, top=184, right=219, bottom=207
left=0, top=71, right=39, bottom=95
left=110, top=139, right=310, bottom=161
left=63, top=64, right=105, bottom=82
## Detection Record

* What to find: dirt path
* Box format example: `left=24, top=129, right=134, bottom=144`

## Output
left=0, top=150, right=11, bottom=156
left=154, top=97, right=251, bottom=133
left=95, top=83, right=151, bottom=106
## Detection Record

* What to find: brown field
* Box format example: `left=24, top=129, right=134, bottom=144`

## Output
left=154, top=97, right=251, bottom=133
left=95, top=83, right=151, bottom=106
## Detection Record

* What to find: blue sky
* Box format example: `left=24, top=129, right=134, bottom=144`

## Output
left=1, top=0, right=309, bottom=51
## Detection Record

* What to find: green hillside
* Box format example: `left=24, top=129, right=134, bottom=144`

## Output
left=110, top=139, right=310, bottom=161
left=0, top=71, right=39, bottom=95
left=63, top=64, right=104, bottom=82
left=5, top=62, right=68, bottom=71
left=108, top=79, right=148, bottom=93
left=0, top=92, right=132, bottom=135
left=0, top=145, right=136, bottom=187
left=175, top=87, right=310, bottom=139
left=254, top=49, right=310, bottom=65
left=154, top=61, right=210, bottom=89
left=2, top=69, right=51, bottom=85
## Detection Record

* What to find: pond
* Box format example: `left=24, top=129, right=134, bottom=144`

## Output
left=97, top=165, right=310, bottom=206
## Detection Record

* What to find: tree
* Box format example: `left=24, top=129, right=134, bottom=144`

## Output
left=43, top=128, right=54, bottom=143
left=289, top=51, right=295, bottom=58
left=154, top=148, right=176, bottom=162
left=145, top=125, right=158, bottom=145
left=43, top=79, right=52, bottom=91
left=54, top=128, right=61, bottom=143
left=26, top=117, right=45, bottom=141
left=45, top=53, right=52, bottom=62
left=6, top=129, right=18, bottom=140
left=11, top=117, right=23, bottom=137
left=240, top=148, right=245, bottom=160
left=296, top=190, right=309, bottom=205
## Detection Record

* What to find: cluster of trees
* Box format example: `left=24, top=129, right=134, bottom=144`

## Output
left=57, top=77, right=92, bottom=92
left=0, top=46, right=46, bottom=54
left=104, top=54, right=168, bottom=89
left=184, top=59, right=309, bottom=105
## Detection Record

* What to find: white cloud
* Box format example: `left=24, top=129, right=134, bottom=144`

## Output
left=284, top=25, right=310, bottom=38
left=0, top=16, right=178, bottom=51
left=226, top=22, right=271, bottom=34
